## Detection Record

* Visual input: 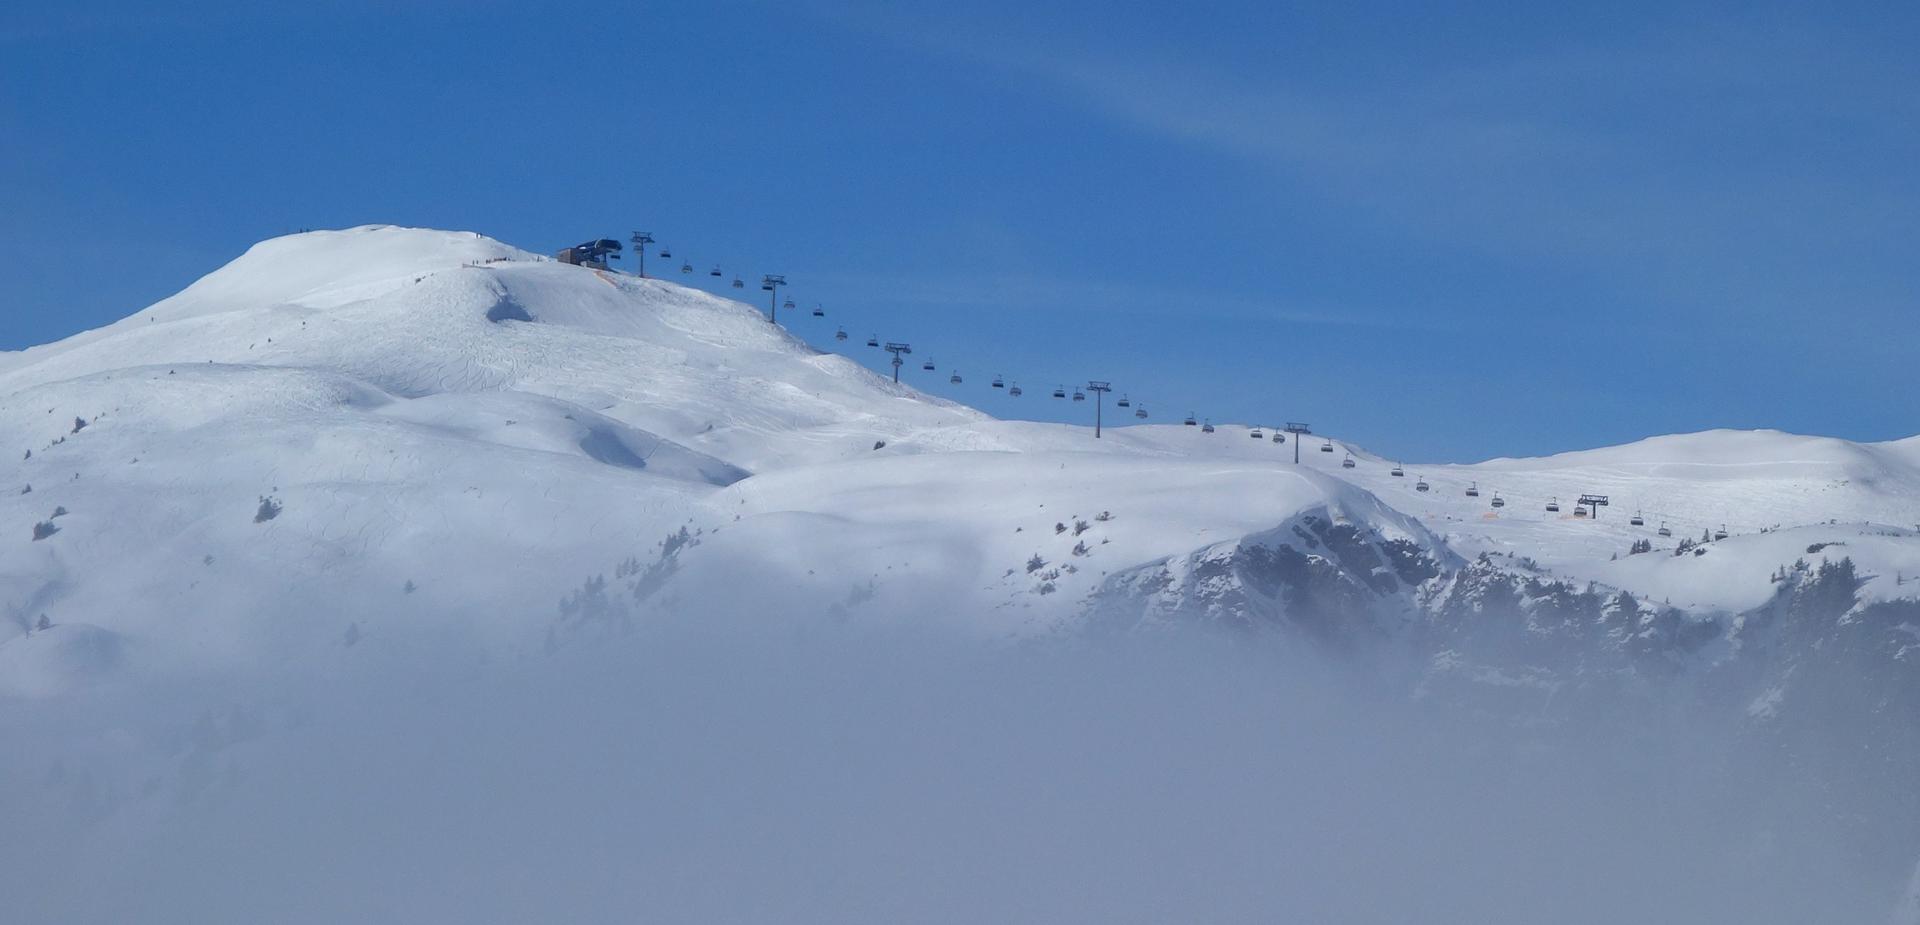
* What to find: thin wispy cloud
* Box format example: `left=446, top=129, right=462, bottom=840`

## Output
left=818, top=5, right=1918, bottom=315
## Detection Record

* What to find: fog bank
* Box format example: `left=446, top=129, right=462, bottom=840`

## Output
left=0, top=620, right=1896, bottom=923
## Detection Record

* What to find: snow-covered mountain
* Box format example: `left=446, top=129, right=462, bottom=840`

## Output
left=6, top=225, right=1920, bottom=919
left=3, top=225, right=1917, bottom=684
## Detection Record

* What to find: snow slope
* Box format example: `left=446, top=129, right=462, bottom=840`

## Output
left=2, top=225, right=1917, bottom=692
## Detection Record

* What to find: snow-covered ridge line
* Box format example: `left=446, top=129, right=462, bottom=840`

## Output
left=0, top=224, right=1915, bottom=704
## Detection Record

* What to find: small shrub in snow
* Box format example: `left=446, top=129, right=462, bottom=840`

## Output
left=1072, top=541, right=1090, bottom=557
left=71, top=417, right=87, bottom=434
left=404, top=579, right=418, bottom=594
left=1054, top=522, right=1067, bottom=535
left=1073, top=519, right=1090, bottom=536
left=1094, top=511, right=1113, bottom=522
left=1036, top=581, right=1057, bottom=596
left=35, top=614, right=51, bottom=631
left=51, top=506, right=68, bottom=519
left=31, top=521, right=58, bottom=541
left=255, top=496, right=283, bottom=523
left=1628, top=539, right=1652, bottom=555
left=873, top=441, right=886, bottom=450
left=1026, top=554, right=1047, bottom=573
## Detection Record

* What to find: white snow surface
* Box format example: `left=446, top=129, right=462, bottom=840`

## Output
left=3, top=225, right=1918, bottom=691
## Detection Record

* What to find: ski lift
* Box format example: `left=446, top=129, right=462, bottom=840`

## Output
left=1546, top=497, right=1560, bottom=512
left=1573, top=506, right=1588, bottom=518
left=659, top=245, right=672, bottom=259
left=866, top=334, right=880, bottom=347
left=731, top=277, right=744, bottom=289
left=1116, top=395, right=1131, bottom=408
left=1465, top=481, right=1480, bottom=497
left=835, top=327, right=848, bottom=342
left=1053, top=386, right=1067, bottom=399
left=1009, top=383, right=1023, bottom=397
left=1274, top=432, right=1286, bottom=443
left=812, top=303, right=825, bottom=317
left=1320, top=439, right=1334, bottom=453
left=1250, top=427, right=1264, bottom=439
left=782, top=297, right=796, bottom=311
left=1630, top=511, right=1645, bottom=526
left=1342, top=454, right=1356, bottom=469
left=1184, top=413, right=1198, bottom=426
left=1491, top=493, right=1506, bottom=508
left=991, top=375, right=1005, bottom=389
left=922, top=358, right=935, bottom=371
left=1415, top=478, right=1430, bottom=492
left=1201, top=420, right=1215, bottom=434
left=1657, top=522, right=1672, bottom=537
left=1390, top=464, right=1404, bottom=477
left=950, top=371, right=963, bottom=384
left=761, top=279, right=776, bottom=292
left=1072, top=389, right=1085, bottom=402
left=1714, top=525, right=1728, bottom=540
left=709, top=265, right=722, bottom=277
left=1135, top=407, right=1148, bottom=419
left=680, top=261, right=693, bottom=274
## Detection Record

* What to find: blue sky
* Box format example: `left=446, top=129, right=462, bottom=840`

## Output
left=2, top=0, right=1915, bottom=461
